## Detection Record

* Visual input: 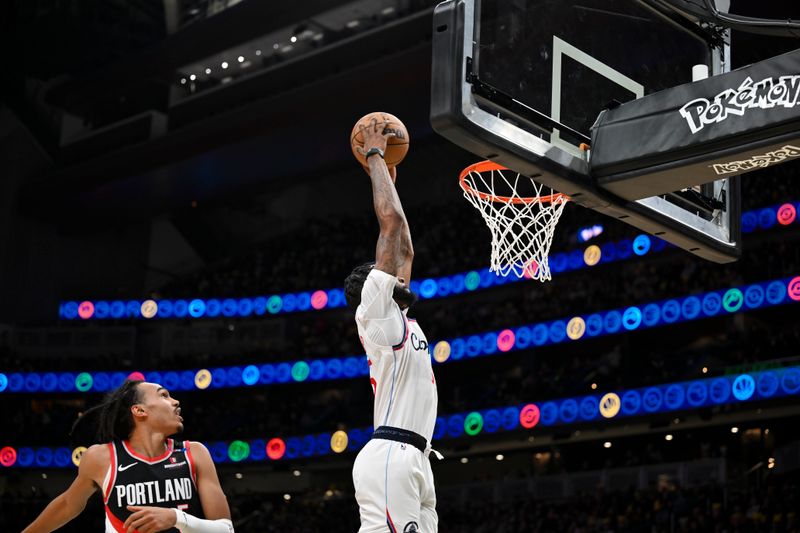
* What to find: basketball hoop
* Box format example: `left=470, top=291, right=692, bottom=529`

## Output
left=459, top=161, right=569, bottom=281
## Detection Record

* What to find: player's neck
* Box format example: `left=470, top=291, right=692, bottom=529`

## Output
left=126, top=428, right=170, bottom=459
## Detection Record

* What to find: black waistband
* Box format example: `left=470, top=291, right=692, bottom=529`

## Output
left=372, top=426, right=427, bottom=453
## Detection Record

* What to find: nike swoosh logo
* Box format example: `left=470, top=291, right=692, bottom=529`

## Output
left=118, top=463, right=137, bottom=472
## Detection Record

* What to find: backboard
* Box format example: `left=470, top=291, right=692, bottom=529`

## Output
left=431, top=0, right=741, bottom=263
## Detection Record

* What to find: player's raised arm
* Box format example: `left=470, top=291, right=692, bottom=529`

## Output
left=360, top=118, right=414, bottom=282
left=21, top=444, right=107, bottom=533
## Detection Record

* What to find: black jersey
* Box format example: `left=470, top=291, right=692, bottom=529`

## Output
left=102, top=439, right=204, bottom=532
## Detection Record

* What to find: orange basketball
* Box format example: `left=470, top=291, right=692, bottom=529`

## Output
left=350, top=112, right=410, bottom=167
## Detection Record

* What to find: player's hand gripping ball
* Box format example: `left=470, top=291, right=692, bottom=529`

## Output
left=351, top=112, right=410, bottom=168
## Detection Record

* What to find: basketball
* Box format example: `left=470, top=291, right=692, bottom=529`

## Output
left=350, top=112, right=410, bottom=167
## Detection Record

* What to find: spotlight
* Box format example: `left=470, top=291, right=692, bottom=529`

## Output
left=255, top=49, right=262, bottom=56
left=189, top=74, right=196, bottom=81
left=235, top=473, right=243, bottom=479
left=591, top=383, right=597, bottom=390
left=204, top=68, right=211, bottom=74
left=702, top=367, right=708, bottom=374
left=237, top=55, right=245, bottom=63
left=665, top=434, right=673, bottom=441
left=731, top=427, right=739, bottom=433
left=273, top=43, right=279, bottom=49
left=495, top=454, right=504, bottom=461
left=460, top=457, right=468, bottom=464
left=292, top=470, right=301, bottom=477
left=221, top=61, right=229, bottom=69
left=180, top=78, right=187, bottom=84
left=603, top=441, right=612, bottom=448
left=283, top=494, right=291, bottom=501
left=290, top=36, right=297, bottom=43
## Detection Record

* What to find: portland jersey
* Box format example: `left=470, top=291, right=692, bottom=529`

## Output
left=356, top=269, right=438, bottom=442
left=102, top=439, right=204, bottom=533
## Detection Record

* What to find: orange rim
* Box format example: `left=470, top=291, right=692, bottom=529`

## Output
left=459, top=160, right=570, bottom=205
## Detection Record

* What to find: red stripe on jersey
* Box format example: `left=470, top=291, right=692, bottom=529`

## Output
left=185, top=440, right=198, bottom=485
left=103, top=443, right=117, bottom=504
left=105, top=506, right=127, bottom=533
left=386, top=509, right=398, bottom=533
left=122, top=438, right=173, bottom=464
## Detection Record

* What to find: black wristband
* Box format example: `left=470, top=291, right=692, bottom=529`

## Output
left=364, top=147, right=385, bottom=160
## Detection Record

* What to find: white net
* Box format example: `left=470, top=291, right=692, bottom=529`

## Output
left=460, top=162, right=569, bottom=281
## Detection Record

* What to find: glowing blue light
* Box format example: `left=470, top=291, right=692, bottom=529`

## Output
left=549, top=321, right=566, bottom=343
left=94, top=301, right=110, bottom=319
left=42, top=373, right=58, bottom=392
left=0, top=373, right=7, bottom=393
left=283, top=294, right=298, bottom=313
left=24, top=373, right=41, bottom=392
left=17, top=447, right=35, bottom=467
left=308, top=360, right=325, bottom=381
left=632, top=235, right=651, bottom=255
left=266, top=295, right=282, bottom=314
left=258, top=364, right=275, bottom=385
left=567, top=250, right=583, bottom=270
left=93, top=372, right=111, bottom=392
left=9, top=373, right=24, bottom=392
left=420, top=279, right=438, bottom=299
left=501, top=406, right=520, bottom=431
left=252, top=297, right=267, bottom=315
left=732, top=374, right=755, bottom=401
left=242, top=365, right=260, bottom=386
left=62, top=301, right=79, bottom=319
left=110, top=372, right=127, bottom=388
left=616, top=239, right=632, bottom=259
left=622, top=307, right=642, bottom=330
left=741, top=211, right=757, bottom=233
left=550, top=253, right=568, bottom=273
left=482, top=332, right=498, bottom=355
left=436, top=277, right=451, bottom=297
left=343, top=357, right=361, bottom=378
left=433, top=418, right=446, bottom=440
left=450, top=338, right=466, bottom=360
left=205, top=299, right=221, bottom=317
left=110, top=301, right=126, bottom=319
left=162, top=371, right=180, bottom=390
left=210, top=368, right=227, bottom=388
left=346, top=429, right=363, bottom=452
left=765, top=281, right=786, bottom=305
left=188, top=299, right=206, bottom=317
left=58, top=373, right=75, bottom=392
left=709, top=378, right=731, bottom=404
left=642, top=303, right=660, bottom=327
left=585, top=314, right=603, bottom=337
left=758, top=207, right=776, bottom=229
left=580, top=396, right=599, bottom=420
left=285, top=438, right=301, bottom=459
left=531, top=324, right=549, bottom=346
left=221, top=299, right=237, bottom=317
left=621, top=390, right=642, bottom=415
left=661, top=300, right=681, bottom=323
left=301, top=435, right=315, bottom=457
left=515, top=327, right=532, bottom=349
left=324, top=359, right=342, bottom=380
left=559, top=399, right=578, bottom=423
left=275, top=363, right=292, bottom=383
left=126, top=300, right=141, bottom=318
left=447, top=414, right=465, bottom=437
left=147, top=371, right=163, bottom=387
left=296, top=292, right=311, bottom=311
left=757, top=371, right=778, bottom=398
left=664, top=384, right=685, bottom=410
left=450, top=274, right=465, bottom=294
left=539, top=402, right=559, bottom=425
left=315, top=434, right=330, bottom=456
left=603, top=310, right=622, bottom=334
left=781, top=368, right=800, bottom=395
left=172, top=300, right=188, bottom=318
left=180, top=371, right=194, bottom=390
left=642, top=387, right=663, bottom=412
left=686, top=381, right=708, bottom=407
left=156, top=300, right=173, bottom=318
left=483, top=409, right=501, bottom=433
left=211, top=442, right=228, bottom=463
left=35, top=448, right=53, bottom=467
left=600, top=242, right=616, bottom=263
left=744, top=285, right=765, bottom=308
left=479, top=269, right=495, bottom=288
left=249, top=439, right=266, bottom=461
left=54, top=447, right=71, bottom=467
left=701, top=293, right=722, bottom=316
left=681, top=297, right=701, bottom=320
left=465, top=335, right=483, bottom=357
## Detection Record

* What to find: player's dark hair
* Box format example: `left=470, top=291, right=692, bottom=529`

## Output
left=344, top=262, right=375, bottom=309
left=70, top=379, right=143, bottom=444
left=344, top=262, right=419, bottom=310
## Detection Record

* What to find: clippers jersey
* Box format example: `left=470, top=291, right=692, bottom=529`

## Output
left=355, top=269, right=438, bottom=442
left=102, top=439, right=204, bottom=533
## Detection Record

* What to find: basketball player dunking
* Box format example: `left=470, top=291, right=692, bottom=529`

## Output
left=22, top=379, right=234, bottom=533
left=344, top=118, right=439, bottom=533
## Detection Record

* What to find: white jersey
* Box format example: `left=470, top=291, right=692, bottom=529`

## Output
left=355, top=269, right=438, bottom=442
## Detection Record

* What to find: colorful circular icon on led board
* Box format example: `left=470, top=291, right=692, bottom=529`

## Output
left=599, top=393, right=621, bottom=418
left=583, top=245, right=601, bottom=266
left=566, top=317, right=586, bottom=340
left=330, top=431, right=349, bottom=453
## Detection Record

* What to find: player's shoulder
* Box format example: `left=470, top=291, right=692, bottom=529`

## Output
left=79, top=443, right=112, bottom=473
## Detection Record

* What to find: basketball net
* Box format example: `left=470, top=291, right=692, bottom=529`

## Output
left=460, top=161, right=569, bottom=281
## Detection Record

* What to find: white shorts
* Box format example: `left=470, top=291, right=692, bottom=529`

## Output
left=352, top=438, right=437, bottom=533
